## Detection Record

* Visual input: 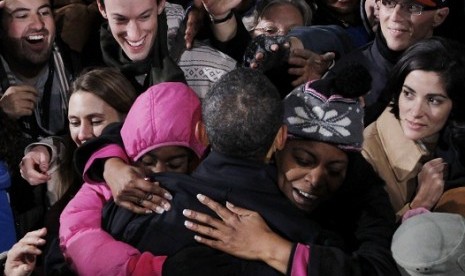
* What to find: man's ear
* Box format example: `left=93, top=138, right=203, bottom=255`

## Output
left=195, top=121, right=209, bottom=147
left=157, top=0, right=166, bottom=15
left=274, top=125, right=288, bottom=151
left=97, top=0, right=107, bottom=19
left=265, top=125, right=288, bottom=161
left=433, top=7, right=449, bottom=27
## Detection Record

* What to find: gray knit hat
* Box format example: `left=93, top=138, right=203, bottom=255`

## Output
left=284, top=81, right=364, bottom=151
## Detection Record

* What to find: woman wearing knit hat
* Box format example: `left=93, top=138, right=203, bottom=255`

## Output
left=180, top=65, right=399, bottom=275
left=362, top=37, right=465, bottom=222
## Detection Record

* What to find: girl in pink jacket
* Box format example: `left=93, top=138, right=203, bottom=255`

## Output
left=59, top=82, right=206, bottom=275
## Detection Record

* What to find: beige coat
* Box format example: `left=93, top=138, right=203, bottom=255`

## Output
left=362, top=107, right=430, bottom=220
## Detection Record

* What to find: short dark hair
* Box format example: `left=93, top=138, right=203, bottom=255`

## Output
left=389, top=37, right=465, bottom=123
left=202, top=68, right=283, bottom=160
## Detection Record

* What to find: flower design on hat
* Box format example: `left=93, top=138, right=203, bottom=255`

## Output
left=287, top=105, right=352, bottom=138
left=284, top=87, right=364, bottom=151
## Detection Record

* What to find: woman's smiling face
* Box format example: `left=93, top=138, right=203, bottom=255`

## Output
left=276, top=139, right=348, bottom=213
left=68, top=91, right=122, bottom=146
left=398, top=70, right=452, bottom=141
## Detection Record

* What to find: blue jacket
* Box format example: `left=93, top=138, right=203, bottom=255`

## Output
left=0, top=161, right=16, bottom=252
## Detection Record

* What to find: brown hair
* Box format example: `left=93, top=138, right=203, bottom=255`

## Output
left=70, top=67, right=137, bottom=117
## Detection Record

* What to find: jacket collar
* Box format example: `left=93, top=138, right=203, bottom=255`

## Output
left=192, top=151, right=279, bottom=194
left=376, top=108, right=429, bottom=181
left=375, top=29, right=404, bottom=65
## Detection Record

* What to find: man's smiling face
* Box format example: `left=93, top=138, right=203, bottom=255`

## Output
left=2, top=0, right=55, bottom=66
left=98, top=0, right=166, bottom=62
left=377, top=0, right=449, bottom=51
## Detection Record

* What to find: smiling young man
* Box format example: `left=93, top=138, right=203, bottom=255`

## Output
left=94, top=0, right=185, bottom=93
left=0, top=0, right=74, bottom=138
left=93, top=0, right=237, bottom=96
left=0, top=0, right=76, bottom=238
left=328, top=0, right=449, bottom=125
left=98, top=0, right=163, bottom=62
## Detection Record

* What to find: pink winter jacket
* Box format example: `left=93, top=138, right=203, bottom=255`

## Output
left=59, top=82, right=204, bottom=275
left=59, top=145, right=166, bottom=276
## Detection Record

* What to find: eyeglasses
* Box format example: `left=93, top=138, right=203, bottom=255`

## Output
left=380, top=0, right=438, bottom=15
left=253, top=26, right=287, bottom=36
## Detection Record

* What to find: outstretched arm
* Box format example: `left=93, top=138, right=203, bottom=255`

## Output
left=183, top=183, right=398, bottom=276
left=183, top=194, right=293, bottom=274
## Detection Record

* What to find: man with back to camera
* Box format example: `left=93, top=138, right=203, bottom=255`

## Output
left=100, top=68, right=322, bottom=275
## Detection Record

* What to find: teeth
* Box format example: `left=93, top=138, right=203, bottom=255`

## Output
left=389, top=27, right=405, bottom=32
left=127, top=39, right=144, bottom=47
left=27, top=35, right=44, bottom=40
left=297, top=189, right=315, bottom=200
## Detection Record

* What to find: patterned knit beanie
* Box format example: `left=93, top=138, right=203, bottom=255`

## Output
left=284, top=64, right=371, bottom=151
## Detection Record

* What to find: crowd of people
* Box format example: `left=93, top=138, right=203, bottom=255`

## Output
left=0, top=0, right=464, bottom=275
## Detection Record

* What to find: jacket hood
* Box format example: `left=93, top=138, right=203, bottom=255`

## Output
left=121, top=82, right=206, bottom=162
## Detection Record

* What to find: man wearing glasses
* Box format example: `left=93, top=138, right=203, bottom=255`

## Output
left=379, top=0, right=449, bottom=51
left=329, top=0, right=449, bottom=125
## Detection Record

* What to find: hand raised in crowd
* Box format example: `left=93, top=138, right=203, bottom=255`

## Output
left=4, top=228, right=47, bottom=276
left=243, top=35, right=290, bottom=71
left=288, top=37, right=336, bottom=86
left=411, top=157, right=446, bottom=210
left=244, top=35, right=336, bottom=87
left=184, top=3, right=206, bottom=49
left=20, top=146, right=51, bottom=185
left=184, top=0, right=241, bottom=49
left=183, top=194, right=292, bottom=274
left=288, top=49, right=335, bottom=86
left=0, top=85, right=38, bottom=119
left=103, top=158, right=172, bottom=214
